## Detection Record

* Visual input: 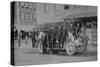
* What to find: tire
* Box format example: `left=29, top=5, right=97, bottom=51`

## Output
left=66, top=42, right=75, bottom=55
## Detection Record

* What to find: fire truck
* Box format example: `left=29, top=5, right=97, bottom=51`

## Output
left=37, top=21, right=89, bottom=56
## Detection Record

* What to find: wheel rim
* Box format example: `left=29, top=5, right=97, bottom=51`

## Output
left=66, top=42, right=75, bottom=55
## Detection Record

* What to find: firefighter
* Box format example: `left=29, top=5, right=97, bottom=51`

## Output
left=30, top=31, right=37, bottom=48
left=52, top=28, right=57, bottom=48
left=42, top=31, right=48, bottom=53
left=81, top=25, right=89, bottom=56
left=63, top=25, right=68, bottom=42
left=47, top=30, right=51, bottom=47
left=57, top=26, right=63, bottom=48
left=50, top=27, right=55, bottom=48
left=61, top=25, right=68, bottom=48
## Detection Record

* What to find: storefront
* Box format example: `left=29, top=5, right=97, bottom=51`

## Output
left=64, top=15, right=97, bottom=46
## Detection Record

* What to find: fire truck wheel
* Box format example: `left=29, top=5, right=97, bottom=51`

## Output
left=66, top=42, right=75, bottom=55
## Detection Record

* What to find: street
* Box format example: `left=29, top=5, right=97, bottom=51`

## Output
left=14, top=40, right=97, bottom=66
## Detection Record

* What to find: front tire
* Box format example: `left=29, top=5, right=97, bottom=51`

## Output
left=66, top=42, right=75, bottom=55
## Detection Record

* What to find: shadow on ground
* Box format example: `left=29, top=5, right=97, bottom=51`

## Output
left=23, top=49, right=97, bottom=57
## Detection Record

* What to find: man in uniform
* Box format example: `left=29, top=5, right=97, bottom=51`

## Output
left=58, top=26, right=63, bottom=48
left=81, top=25, right=89, bottom=56
left=30, top=30, right=37, bottom=48
left=50, top=27, right=55, bottom=48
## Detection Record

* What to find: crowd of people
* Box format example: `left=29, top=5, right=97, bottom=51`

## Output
left=13, top=21, right=89, bottom=56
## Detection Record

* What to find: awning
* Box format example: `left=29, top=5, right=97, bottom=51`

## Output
left=15, top=24, right=36, bottom=31
left=61, top=7, right=97, bottom=19
left=66, top=12, right=97, bottom=19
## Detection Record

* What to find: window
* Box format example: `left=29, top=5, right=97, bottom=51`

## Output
left=29, top=14, right=33, bottom=20
left=20, top=2, right=24, bottom=8
left=32, top=3, right=37, bottom=10
left=25, top=2, right=29, bottom=9
left=46, top=4, right=50, bottom=12
left=21, top=13, right=25, bottom=19
left=55, top=4, right=64, bottom=11
left=28, top=3, right=32, bottom=10
left=44, top=3, right=50, bottom=13
left=64, top=5, right=69, bottom=10
left=25, top=13, right=29, bottom=20
left=44, top=3, right=46, bottom=13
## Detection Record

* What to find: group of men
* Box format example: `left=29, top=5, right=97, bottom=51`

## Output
left=16, top=21, right=88, bottom=56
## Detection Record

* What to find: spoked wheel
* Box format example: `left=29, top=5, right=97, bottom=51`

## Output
left=66, top=42, right=75, bottom=56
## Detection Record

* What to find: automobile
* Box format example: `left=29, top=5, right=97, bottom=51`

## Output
left=37, top=21, right=89, bottom=56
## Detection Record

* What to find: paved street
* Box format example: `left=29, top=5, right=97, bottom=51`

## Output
left=14, top=40, right=97, bottom=66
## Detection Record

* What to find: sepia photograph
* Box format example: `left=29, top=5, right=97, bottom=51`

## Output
left=11, top=1, right=97, bottom=66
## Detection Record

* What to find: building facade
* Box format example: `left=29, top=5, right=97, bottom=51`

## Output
left=14, top=1, right=97, bottom=30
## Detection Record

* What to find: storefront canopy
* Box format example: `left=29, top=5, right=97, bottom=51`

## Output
left=15, top=24, right=36, bottom=32
left=65, top=12, right=97, bottom=19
